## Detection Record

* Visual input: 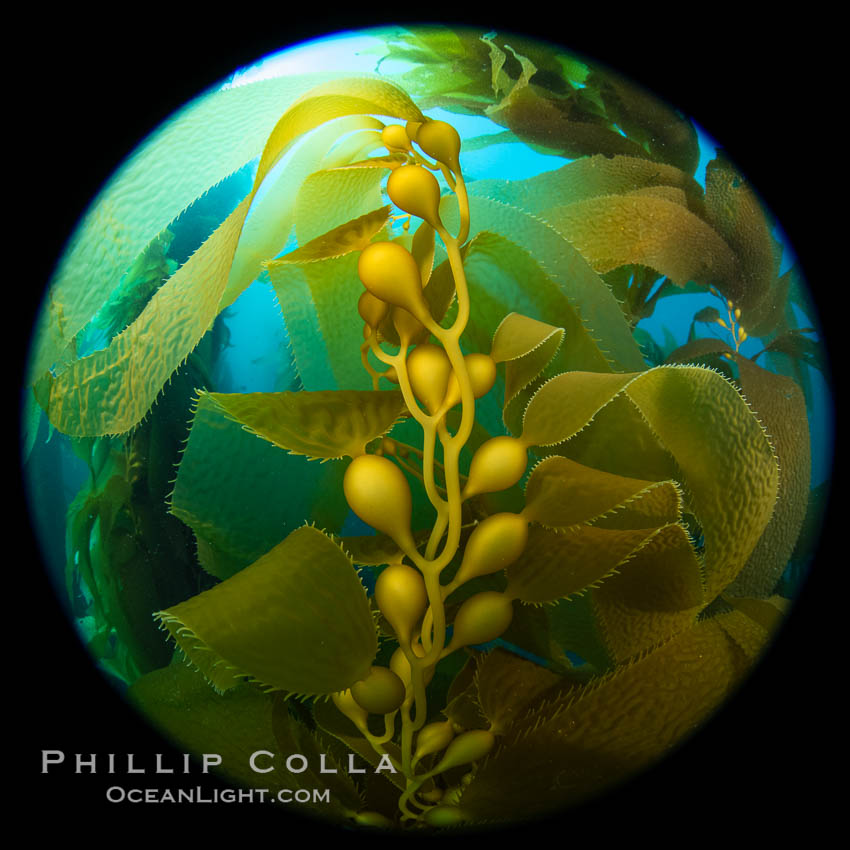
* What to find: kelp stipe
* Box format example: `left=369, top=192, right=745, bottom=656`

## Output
left=23, top=26, right=831, bottom=831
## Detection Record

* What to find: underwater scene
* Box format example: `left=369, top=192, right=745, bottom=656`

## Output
left=23, top=24, right=834, bottom=831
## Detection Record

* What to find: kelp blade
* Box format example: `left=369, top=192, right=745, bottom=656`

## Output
left=156, top=525, right=377, bottom=696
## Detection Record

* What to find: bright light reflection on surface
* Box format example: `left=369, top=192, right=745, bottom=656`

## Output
left=225, top=32, right=386, bottom=87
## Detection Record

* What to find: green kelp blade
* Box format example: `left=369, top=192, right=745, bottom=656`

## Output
left=155, top=525, right=377, bottom=696
left=201, top=388, right=404, bottom=461
left=521, top=366, right=779, bottom=599
left=456, top=619, right=741, bottom=821
left=667, top=337, right=811, bottom=599
left=475, top=648, right=577, bottom=736
left=505, top=523, right=660, bottom=605
left=703, top=155, right=780, bottom=314
left=448, top=196, right=646, bottom=372
left=455, top=229, right=607, bottom=387
left=623, top=366, right=779, bottom=599
left=490, top=312, right=564, bottom=409
left=270, top=251, right=369, bottom=391
left=544, top=192, right=740, bottom=288
left=271, top=206, right=390, bottom=265
left=44, top=77, right=424, bottom=436
left=728, top=355, right=810, bottom=598
left=522, top=454, right=681, bottom=530
left=520, top=371, right=638, bottom=448
left=128, top=658, right=297, bottom=800
left=29, top=71, right=350, bottom=385
left=169, top=392, right=350, bottom=580
left=294, top=166, right=386, bottom=245
left=271, top=696, right=364, bottom=817
left=471, top=154, right=704, bottom=215
left=590, top=523, right=705, bottom=662
left=44, top=195, right=252, bottom=436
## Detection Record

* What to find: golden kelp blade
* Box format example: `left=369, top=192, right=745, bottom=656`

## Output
left=520, top=366, right=779, bottom=597
left=201, top=388, right=405, bottom=460
left=544, top=192, right=739, bottom=287
left=29, top=72, right=350, bottom=385
left=155, top=525, right=377, bottom=696
left=456, top=619, right=742, bottom=819
left=490, top=312, right=564, bottom=407
left=472, top=153, right=704, bottom=213
left=522, top=455, right=679, bottom=530
left=42, top=78, right=423, bottom=436
left=505, top=523, right=661, bottom=604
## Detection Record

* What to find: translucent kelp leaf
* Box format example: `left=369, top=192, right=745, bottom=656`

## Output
left=486, top=80, right=650, bottom=161
left=29, top=71, right=350, bottom=383
left=490, top=312, right=564, bottom=408
left=128, top=658, right=296, bottom=798
left=475, top=648, right=574, bottom=735
left=293, top=165, right=386, bottom=245
left=760, top=330, right=825, bottom=372
left=471, top=154, right=704, bottom=215
left=201, top=388, right=404, bottom=461
left=505, top=523, right=659, bottom=605
left=155, top=526, right=377, bottom=696
left=270, top=206, right=390, bottom=264
left=522, top=366, right=778, bottom=599
left=222, top=114, right=383, bottom=311
left=521, top=371, right=637, bottom=448
left=456, top=619, right=740, bottom=820
left=591, top=524, right=704, bottom=662
left=270, top=252, right=368, bottom=390
left=455, top=195, right=646, bottom=372
left=42, top=77, right=423, bottom=435
left=543, top=192, right=739, bottom=288
left=44, top=196, right=251, bottom=436
left=522, top=455, right=679, bottom=530
left=458, top=231, right=603, bottom=374
left=170, top=393, right=349, bottom=580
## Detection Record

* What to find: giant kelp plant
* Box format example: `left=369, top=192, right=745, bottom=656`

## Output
left=24, top=27, right=826, bottom=829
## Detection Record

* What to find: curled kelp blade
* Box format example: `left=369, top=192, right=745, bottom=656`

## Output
left=41, top=77, right=423, bottom=436
left=199, top=388, right=404, bottom=461
left=475, top=648, right=577, bottom=736
left=504, top=523, right=662, bottom=605
left=455, top=618, right=744, bottom=821
left=29, top=71, right=352, bottom=385
left=666, top=339, right=811, bottom=600
left=522, top=454, right=680, bottom=531
left=589, top=523, right=705, bottom=662
left=520, top=365, right=779, bottom=599
left=490, top=312, right=564, bottom=409
left=155, top=525, right=377, bottom=696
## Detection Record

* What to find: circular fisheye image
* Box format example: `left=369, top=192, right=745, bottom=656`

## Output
left=23, top=23, right=833, bottom=833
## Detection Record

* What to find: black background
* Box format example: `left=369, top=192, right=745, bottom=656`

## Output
left=18, top=8, right=838, bottom=841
